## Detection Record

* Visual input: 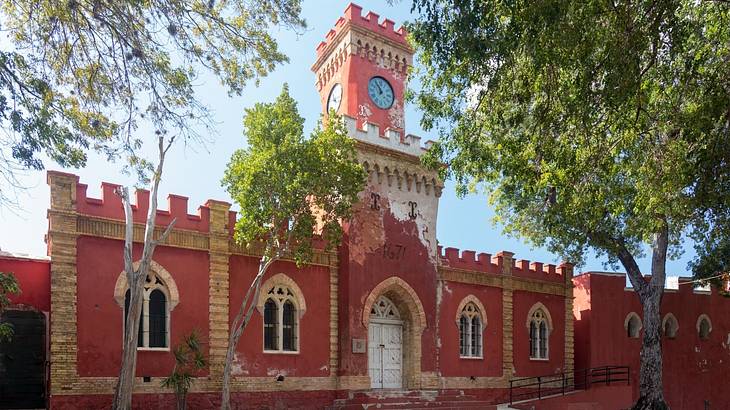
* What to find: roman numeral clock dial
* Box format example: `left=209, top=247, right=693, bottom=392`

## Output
left=368, top=76, right=394, bottom=109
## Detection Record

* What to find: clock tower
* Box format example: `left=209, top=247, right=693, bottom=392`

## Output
left=312, top=3, right=412, bottom=144
left=312, top=3, right=444, bottom=390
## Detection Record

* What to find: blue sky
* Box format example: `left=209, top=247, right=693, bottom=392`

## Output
left=0, top=0, right=697, bottom=277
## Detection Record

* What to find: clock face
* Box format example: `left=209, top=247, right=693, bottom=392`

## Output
left=368, top=76, right=394, bottom=109
left=327, top=83, right=342, bottom=113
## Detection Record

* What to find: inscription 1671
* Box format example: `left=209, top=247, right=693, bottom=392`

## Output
left=377, top=243, right=406, bottom=260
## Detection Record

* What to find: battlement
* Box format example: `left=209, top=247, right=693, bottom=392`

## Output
left=438, top=245, right=571, bottom=283
left=343, top=115, right=434, bottom=157
left=47, top=171, right=236, bottom=234
left=315, top=3, right=409, bottom=59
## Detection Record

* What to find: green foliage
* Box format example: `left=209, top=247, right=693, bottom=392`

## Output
left=409, top=0, right=730, bottom=270
left=0, top=272, right=21, bottom=343
left=161, top=330, right=206, bottom=397
left=222, top=85, right=366, bottom=265
left=0, top=0, right=305, bottom=191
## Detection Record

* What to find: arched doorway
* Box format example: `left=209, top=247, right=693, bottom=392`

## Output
left=363, top=277, right=427, bottom=390
left=368, top=296, right=403, bottom=388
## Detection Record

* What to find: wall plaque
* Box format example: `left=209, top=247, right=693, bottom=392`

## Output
left=352, top=338, right=366, bottom=354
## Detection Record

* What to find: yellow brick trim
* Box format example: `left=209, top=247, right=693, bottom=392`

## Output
left=113, top=260, right=180, bottom=309
left=440, top=267, right=568, bottom=297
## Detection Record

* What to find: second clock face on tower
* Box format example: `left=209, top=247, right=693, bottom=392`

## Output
left=368, top=77, right=394, bottom=109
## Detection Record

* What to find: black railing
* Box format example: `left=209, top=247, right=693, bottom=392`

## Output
left=509, top=365, right=630, bottom=405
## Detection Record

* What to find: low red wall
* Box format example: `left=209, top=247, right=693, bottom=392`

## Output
left=0, top=255, right=50, bottom=312
left=574, top=272, right=730, bottom=409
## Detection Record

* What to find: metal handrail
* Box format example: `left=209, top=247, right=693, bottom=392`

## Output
left=509, top=365, right=630, bottom=405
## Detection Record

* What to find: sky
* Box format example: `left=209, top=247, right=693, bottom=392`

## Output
left=0, top=0, right=697, bottom=278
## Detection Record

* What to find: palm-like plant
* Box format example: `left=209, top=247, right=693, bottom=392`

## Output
left=162, top=331, right=206, bottom=410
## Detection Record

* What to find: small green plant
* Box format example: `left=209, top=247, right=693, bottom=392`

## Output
left=0, top=272, right=20, bottom=343
left=161, top=330, right=207, bottom=410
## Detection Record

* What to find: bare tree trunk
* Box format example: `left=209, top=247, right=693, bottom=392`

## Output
left=617, top=226, right=669, bottom=410
left=220, top=255, right=275, bottom=410
left=632, top=227, right=669, bottom=410
left=112, top=136, right=176, bottom=410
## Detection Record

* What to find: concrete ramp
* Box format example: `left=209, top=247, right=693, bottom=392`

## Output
left=508, top=385, right=633, bottom=410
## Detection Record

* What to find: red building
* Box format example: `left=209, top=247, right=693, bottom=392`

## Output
left=0, top=4, right=728, bottom=409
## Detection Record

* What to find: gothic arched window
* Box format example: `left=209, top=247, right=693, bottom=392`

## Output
left=263, top=299, right=279, bottom=350
left=458, top=303, right=483, bottom=358
left=123, top=272, right=171, bottom=349
left=529, top=308, right=550, bottom=360
left=262, top=284, right=300, bottom=352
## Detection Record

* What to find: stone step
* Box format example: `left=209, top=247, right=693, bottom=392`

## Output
left=331, top=401, right=498, bottom=410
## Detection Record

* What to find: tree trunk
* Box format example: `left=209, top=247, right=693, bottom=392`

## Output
left=626, top=227, right=669, bottom=410
left=112, top=272, right=144, bottom=410
left=220, top=256, right=274, bottom=410
left=112, top=136, right=176, bottom=410
left=633, top=290, right=668, bottom=410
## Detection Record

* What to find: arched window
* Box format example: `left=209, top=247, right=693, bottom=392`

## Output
left=458, top=302, right=483, bottom=358
left=697, top=315, right=712, bottom=340
left=529, top=308, right=550, bottom=360
left=625, top=312, right=642, bottom=339
left=122, top=272, right=171, bottom=349
left=263, top=299, right=278, bottom=350
left=262, top=284, right=300, bottom=352
left=662, top=314, right=678, bottom=339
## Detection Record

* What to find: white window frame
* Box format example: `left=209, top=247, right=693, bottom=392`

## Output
left=529, top=310, right=550, bottom=360
left=458, top=303, right=484, bottom=359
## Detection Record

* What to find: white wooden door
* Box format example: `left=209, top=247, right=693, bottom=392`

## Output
left=368, top=321, right=403, bottom=388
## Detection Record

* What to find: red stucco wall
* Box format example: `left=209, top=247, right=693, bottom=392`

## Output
left=228, top=255, right=332, bottom=377
left=573, top=272, right=730, bottom=409
left=0, top=255, right=50, bottom=312
left=438, top=281, right=503, bottom=377
left=75, top=236, right=210, bottom=377
left=512, top=291, right=566, bottom=377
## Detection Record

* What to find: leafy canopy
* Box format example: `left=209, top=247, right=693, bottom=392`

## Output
left=409, top=0, right=730, bottom=271
left=0, top=0, right=305, bottom=187
left=0, top=272, right=20, bottom=342
left=222, top=86, right=366, bottom=264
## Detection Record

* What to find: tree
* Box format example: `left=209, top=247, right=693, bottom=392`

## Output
left=1, top=2, right=306, bottom=407
left=219, top=86, right=366, bottom=409
left=162, top=331, right=207, bottom=410
left=407, top=1, right=730, bottom=408
left=0, top=272, right=20, bottom=342
left=113, top=135, right=177, bottom=410
left=0, top=0, right=305, bottom=202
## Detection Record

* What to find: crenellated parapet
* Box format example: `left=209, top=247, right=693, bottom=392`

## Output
left=68, top=175, right=237, bottom=234
left=311, top=3, right=412, bottom=91
left=438, top=245, right=572, bottom=284
left=343, top=114, right=434, bottom=158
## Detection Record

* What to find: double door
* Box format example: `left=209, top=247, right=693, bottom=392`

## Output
left=368, top=320, right=403, bottom=389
